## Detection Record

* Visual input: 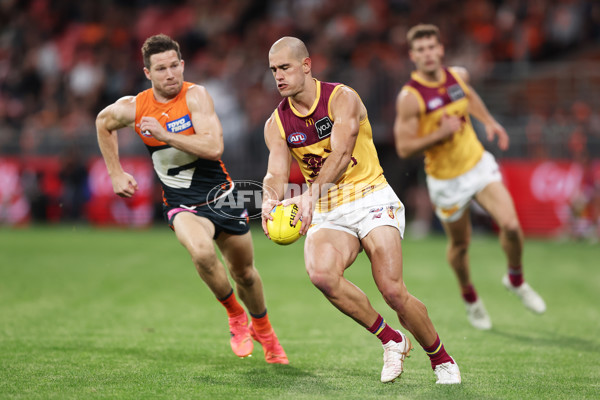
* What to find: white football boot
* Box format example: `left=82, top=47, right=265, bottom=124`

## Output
left=465, top=298, right=492, bottom=330
left=434, top=357, right=462, bottom=384
left=380, top=330, right=413, bottom=383
left=502, top=275, right=546, bottom=314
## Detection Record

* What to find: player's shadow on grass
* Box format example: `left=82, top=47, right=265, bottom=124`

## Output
left=194, top=363, right=312, bottom=386
left=487, top=328, right=600, bottom=354
left=75, top=344, right=323, bottom=387
left=191, top=364, right=338, bottom=396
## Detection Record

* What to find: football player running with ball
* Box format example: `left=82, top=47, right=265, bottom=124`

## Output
left=261, top=36, right=461, bottom=384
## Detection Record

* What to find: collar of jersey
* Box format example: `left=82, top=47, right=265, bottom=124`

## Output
left=288, top=78, right=321, bottom=118
left=411, top=69, right=446, bottom=88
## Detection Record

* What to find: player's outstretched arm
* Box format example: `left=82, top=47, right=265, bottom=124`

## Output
left=394, top=89, right=460, bottom=158
left=262, top=113, right=292, bottom=237
left=96, top=96, right=139, bottom=197
left=451, top=66, right=509, bottom=151
left=140, top=85, right=224, bottom=160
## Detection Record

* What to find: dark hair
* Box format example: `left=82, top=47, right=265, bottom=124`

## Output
left=141, top=34, right=182, bottom=69
left=407, top=24, right=441, bottom=48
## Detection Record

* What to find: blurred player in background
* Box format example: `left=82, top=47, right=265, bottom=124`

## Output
left=394, top=24, right=546, bottom=330
left=95, top=34, right=287, bottom=364
left=261, top=36, right=461, bottom=384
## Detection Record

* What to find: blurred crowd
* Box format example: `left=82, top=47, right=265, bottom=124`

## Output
left=1, top=0, right=599, bottom=234
left=1, top=0, right=599, bottom=160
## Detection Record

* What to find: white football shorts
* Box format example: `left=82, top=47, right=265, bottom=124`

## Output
left=426, top=150, right=502, bottom=223
left=307, top=184, right=405, bottom=240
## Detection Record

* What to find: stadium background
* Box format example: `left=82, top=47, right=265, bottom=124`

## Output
left=1, top=0, right=599, bottom=239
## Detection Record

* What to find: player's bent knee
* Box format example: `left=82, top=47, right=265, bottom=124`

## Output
left=189, top=245, right=219, bottom=271
left=230, top=263, right=257, bottom=286
left=380, top=284, right=410, bottom=312
left=447, top=241, right=469, bottom=261
left=500, top=218, right=521, bottom=237
left=307, top=268, right=339, bottom=297
left=449, top=239, right=469, bottom=252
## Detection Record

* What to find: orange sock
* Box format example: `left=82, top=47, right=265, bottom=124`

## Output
left=217, top=290, right=245, bottom=318
left=250, top=310, right=272, bottom=335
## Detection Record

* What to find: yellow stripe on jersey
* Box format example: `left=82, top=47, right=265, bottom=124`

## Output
left=289, top=78, right=321, bottom=118
left=327, top=84, right=344, bottom=119
left=404, top=86, right=426, bottom=115
left=274, top=109, right=286, bottom=141
left=449, top=68, right=471, bottom=97
left=411, top=69, right=447, bottom=87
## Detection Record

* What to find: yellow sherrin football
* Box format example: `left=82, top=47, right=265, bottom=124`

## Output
left=267, top=204, right=302, bottom=245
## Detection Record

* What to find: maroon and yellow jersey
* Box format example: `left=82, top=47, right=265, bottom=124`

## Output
left=403, top=67, right=484, bottom=179
left=134, top=82, right=232, bottom=206
left=274, top=79, right=387, bottom=211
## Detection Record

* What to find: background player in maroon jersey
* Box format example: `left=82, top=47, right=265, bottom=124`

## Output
left=261, top=36, right=461, bottom=384
left=394, top=24, right=546, bottom=330
left=95, top=34, right=287, bottom=364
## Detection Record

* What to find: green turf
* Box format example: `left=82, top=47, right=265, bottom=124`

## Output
left=0, top=224, right=598, bottom=399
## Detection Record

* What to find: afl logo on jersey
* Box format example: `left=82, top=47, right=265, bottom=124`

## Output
left=427, top=97, right=444, bottom=111
left=287, top=132, right=307, bottom=145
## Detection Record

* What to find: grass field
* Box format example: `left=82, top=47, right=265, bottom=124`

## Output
left=1, top=224, right=599, bottom=399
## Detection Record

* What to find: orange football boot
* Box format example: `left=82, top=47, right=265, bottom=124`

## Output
left=228, top=313, right=253, bottom=358
left=249, top=324, right=289, bottom=364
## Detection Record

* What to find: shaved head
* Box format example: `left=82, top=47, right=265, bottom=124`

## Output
left=269, top=36, right=309, bottom=61
left=269, top=36, right=313, bottom=99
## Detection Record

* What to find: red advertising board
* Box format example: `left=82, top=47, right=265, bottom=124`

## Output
left=1, top=156, right=598, bottom=235
left=0, top=156, right=156, bottom=227
left=86, top=158, right=155, bottom=226
left=0, top=158, right=30, bottom=225
left=499, top=160, right=599, bottom=236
